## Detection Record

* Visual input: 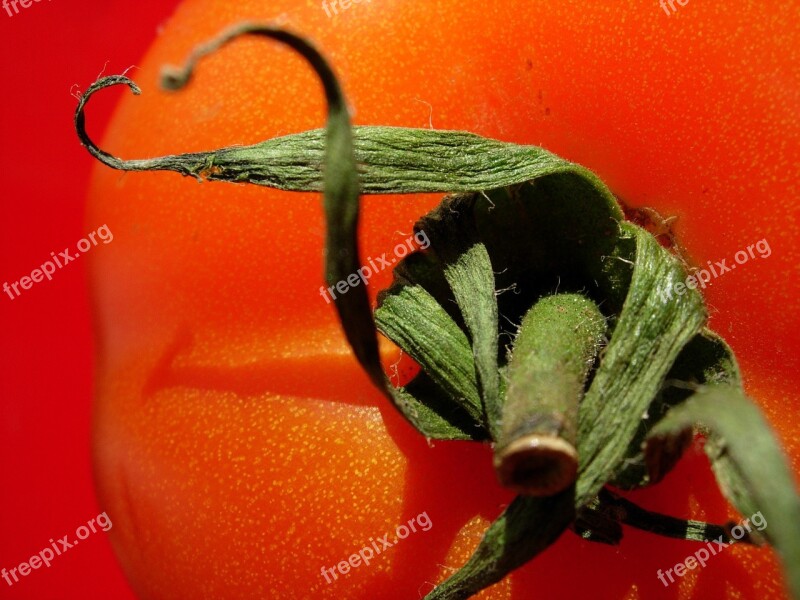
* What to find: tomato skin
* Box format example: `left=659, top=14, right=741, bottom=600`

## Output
left=87, top=1, right=799, bottom=599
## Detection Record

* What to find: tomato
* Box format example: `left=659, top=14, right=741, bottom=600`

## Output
left=86, top=1, right=799, bottom=598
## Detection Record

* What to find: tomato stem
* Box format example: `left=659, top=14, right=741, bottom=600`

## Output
left=494, top=293, right=606, bottom=496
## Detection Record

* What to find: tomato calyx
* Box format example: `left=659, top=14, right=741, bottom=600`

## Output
left=74, top=23, right=800, bottom=600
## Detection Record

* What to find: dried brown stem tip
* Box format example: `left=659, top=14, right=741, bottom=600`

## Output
left=494, top=434, right=579, bottom=496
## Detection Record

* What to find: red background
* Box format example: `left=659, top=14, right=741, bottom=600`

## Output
left=0, top=3, right=181, bottom=598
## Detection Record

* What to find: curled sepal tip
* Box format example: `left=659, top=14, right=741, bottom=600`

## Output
left=74, top=23, right=384, bottom=392
left=74, top=75, right=141, bottom=172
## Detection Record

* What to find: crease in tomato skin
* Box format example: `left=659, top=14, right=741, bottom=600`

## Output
left=79, top=10, right=800, bottom=600
left=143, top=331, right=400, bottom=408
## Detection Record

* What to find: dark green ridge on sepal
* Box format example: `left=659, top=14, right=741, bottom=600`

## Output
left=73, top=23, right=800, bottom=600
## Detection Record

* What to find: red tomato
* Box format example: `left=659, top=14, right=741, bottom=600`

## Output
left=86, top=1, right=799, bottom=598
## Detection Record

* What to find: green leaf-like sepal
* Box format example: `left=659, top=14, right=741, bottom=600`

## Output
left=647, top=386, right=800, bottom=598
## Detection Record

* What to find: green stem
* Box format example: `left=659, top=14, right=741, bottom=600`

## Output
left=494, top=293, right=606, bottom=496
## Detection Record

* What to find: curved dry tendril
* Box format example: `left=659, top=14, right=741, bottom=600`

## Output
left=74, top=23, right=384, bottom=390
left=75, top=73, right=221, bottom=178
left=74, top=22, right=344, bottom=171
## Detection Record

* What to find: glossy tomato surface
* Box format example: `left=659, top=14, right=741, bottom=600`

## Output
left=86, top=1, right=799, bottom=598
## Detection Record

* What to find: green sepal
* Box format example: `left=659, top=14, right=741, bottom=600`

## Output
left=613, top=328, right=740, bottom=488
left=441, top=244, right=501, bottom=437
left=425, top=491, right=575, bottom=600
left=375, top=282, right=485, bottom=428
left=647, top=385, right=800, bottom=598
left=390, top=373, right=487, bottom=441
left=412, top=200, right=501, bottom=436
left=575, top=223, right=706, bottom=506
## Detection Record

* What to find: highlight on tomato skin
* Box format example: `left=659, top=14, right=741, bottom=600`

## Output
left=83, top=1, right=800, bottom=599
